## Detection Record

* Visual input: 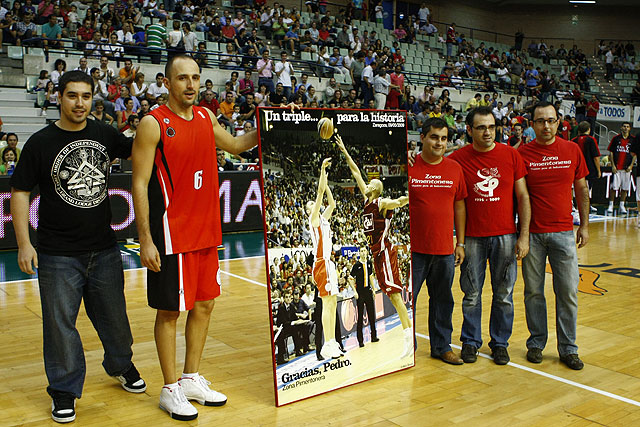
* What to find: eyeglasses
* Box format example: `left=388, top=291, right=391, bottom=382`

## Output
left=472, top=125, right=496, bottom=132
left=533, top=118, right=558, bottom=125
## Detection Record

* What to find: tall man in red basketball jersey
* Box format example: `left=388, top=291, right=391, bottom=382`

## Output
left=448, top=107, right=531, bottom=366
left=518, top=101, right=590, bottom=371
left=132, top=55, right=263, bottom=421
left=607, top=122, right=633, bottom=214
left=409, top=117, right=467, bottom=365
left=335, top=134, right=414, bottom=359
left=307, top=158, right=343, bottom=360
left=630, top=136, right=639, bottom=227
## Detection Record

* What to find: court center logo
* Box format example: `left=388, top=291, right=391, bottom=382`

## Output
left=51, top=140, right=110, bottom=208
left=473, top=167, right=500, bottom=198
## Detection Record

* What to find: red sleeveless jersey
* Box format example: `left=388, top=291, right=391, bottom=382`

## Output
left=362, top=197, right=392, bottom=255
left=148, top=105, right=222, bottom=255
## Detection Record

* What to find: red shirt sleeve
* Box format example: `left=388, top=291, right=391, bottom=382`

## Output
left=514, top=150, right=527, bottom=180
left=454, top=166, right=467, bottom=200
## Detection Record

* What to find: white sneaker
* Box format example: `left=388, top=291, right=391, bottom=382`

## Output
left=51, top=393, right=75, bottom=423
left=41, top=109, right=47, bottom=117
left=620, top=204, right=627, bottom=214
left=320, top=339, right=343, bottom=359
left=159, top=385, right=198, bottom=421
left=590, top=205, right=597, bottom=212
left=401, top=328, right=414, bottom=359
left=179, top=374, right=227, bottom=407
left=607, top=204, right=614, bottom=213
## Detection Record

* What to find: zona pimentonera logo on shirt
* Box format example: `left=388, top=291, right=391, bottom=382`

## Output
left=51, top=140, right=110, bottom=208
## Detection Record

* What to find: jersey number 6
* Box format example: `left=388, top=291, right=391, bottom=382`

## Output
left=194, top=170, right=203, bottom=190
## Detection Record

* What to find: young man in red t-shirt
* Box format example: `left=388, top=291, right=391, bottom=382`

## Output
left=409, top=117, right=467, bottom=365
left=585, top=95, right=599, bottom=132
left=518, top=101, right=590, bottom=371
left=606, top=122, right=633, bottom=214
left=448, top=107, right=531, bottom=366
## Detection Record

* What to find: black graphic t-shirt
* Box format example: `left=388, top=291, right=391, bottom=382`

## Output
left=10, top=120, right=132, bottom=255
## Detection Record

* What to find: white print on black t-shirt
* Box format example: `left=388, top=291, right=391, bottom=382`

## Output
left=528, top=155, right=572, bottom=170
left=473, top=167, right=500, bottom=199
left=616, top=144, right=629, bottom=153
left=410, top=173, right=454, bottom=188
left=51, top=140, right=110, bottom=208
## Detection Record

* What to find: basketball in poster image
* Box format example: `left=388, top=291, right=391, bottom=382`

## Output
left=258, top=107, right=414, bottom=406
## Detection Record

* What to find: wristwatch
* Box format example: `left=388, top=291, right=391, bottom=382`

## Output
left=456, top=243, right=466, bottom=248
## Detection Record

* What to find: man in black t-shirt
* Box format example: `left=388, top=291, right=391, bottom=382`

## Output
left=349, top=247, right=379, bottom=348
left=10, top=71, right=146, bottom=424
left=238, top=92, right=256, bottom=124
left=269, top=82, right=287, bottom=106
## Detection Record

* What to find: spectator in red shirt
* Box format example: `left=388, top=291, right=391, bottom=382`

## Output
left=198, top=89, right=220, bottom=114
left=76, top=18, right=94, bottom=49
left=585, top=95, right=599, bottom=132
left=221, top=20, right=236, bottom=43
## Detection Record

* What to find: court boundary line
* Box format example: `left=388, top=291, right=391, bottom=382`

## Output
left=4, top=261, right=640, bottom=408
left=222, top=268, right=640, bottom=409
left=414, top=332, right=640, bottom=408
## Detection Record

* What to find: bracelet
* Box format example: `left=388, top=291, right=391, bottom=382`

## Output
left=456, top=243, right=465, bottom=248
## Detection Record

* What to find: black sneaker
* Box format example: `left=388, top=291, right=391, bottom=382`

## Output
left=491, top=346, right=510, bottom=365
left=115, top=364, right=147, bottom=393
left=461, top=344, right=478, bottom=363
left=527, top=348, right=543, bottom=364
left=51, top=392, right=75, bottom=423
left=560, top=353, right=584, bottom=370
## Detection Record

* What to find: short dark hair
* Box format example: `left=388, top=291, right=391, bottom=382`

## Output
left=421, top=117, right=448, bottom=136
left=2, top=147, right=17, bottom=162
left=127, top=114, right=138, bottom=124
left=6, top=132, right=18, bottom=141
left=165, top=54, right=196, bottom=80
left=155, top=72, right=164, bottom=79
left=531, top=101, right=558, bottom=119
left=465, top=106, right=494, bottom=126
left=578, top=121, right=590, bottom=134
left=58, top=70, right=94, bottom=96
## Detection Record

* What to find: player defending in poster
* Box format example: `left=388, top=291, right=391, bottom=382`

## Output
left=307, top=158, right=343, bottom=360
left=335, top=135, right=413, bottom=359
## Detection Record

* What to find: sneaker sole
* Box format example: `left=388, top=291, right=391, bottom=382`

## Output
left=461, top=356, right=477, bottom=363
left=159, top=404, right=198, bottom=421
left=190, top=398, right=228, bottom=407
left=52, top=414, right=76, bottom=423
left=121, top=383, right=147, bottom=393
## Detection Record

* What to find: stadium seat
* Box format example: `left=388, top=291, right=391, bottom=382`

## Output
left=28, top=47, right=44, bottom=56
left=301, top=51, right=312, bottom=61
left=206, top=41, right=218, bottom=51
left=7, top=46, right=23, bottom=60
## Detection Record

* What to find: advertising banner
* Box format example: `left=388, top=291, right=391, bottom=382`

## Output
left=258, top=107, right=414, bottom=406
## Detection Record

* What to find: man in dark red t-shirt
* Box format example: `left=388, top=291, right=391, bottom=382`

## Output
left=606, top=122, right=633, bottom=214
left=198, top=89, right=220, bottom=114
left=448, top=107, right=530, bottom=366
left=630, top=135, right=639, bottom=227
left=518, top=101, right=589, bottom=371
left=408, top=117, right=467, bottom=365
left=585, top=95, right=599, bottom=131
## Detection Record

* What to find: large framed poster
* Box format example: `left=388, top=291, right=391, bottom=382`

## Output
left=258, top=107, right=414, bottom=406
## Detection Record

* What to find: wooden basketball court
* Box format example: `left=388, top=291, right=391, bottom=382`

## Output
left=1, top=216, right=639, bottom=426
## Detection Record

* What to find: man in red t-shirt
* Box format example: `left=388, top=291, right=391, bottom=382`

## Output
left=448, top=107, right=530, bottom=366
left=518, top=101, right=589, bottom=371
left=585, top=95, right=599, bottom=132
left=606, top=122, right=633, bottom=214
left=408, top=117, right=467, bottom=365
left=557, top=112, right=571, bottom=140
left=198, top=89, right=220, bottom=114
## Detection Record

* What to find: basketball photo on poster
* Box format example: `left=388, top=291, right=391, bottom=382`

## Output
left=258, top=107, right=414, bottom=406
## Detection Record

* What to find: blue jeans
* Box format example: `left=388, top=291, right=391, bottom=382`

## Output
left=459, top=234, right=517, bottom=350
left=412, top=252, right=455, bottom=355
left=522, top=231, right=579, bottom=356
left=38, top=245, right=134, bottom=398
